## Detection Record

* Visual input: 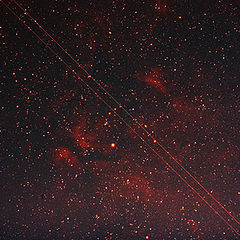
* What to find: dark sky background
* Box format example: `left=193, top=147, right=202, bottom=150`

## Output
left=1, top=0, right=240, bottom=239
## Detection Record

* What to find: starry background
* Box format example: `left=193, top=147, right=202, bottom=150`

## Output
left=1, top=0, right=240, bottom=239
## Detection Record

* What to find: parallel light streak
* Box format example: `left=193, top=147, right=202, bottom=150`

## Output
left=2, top=0, right=239, bottom=236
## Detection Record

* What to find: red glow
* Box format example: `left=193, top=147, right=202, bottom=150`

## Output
left=136, top=68, right=168, bottom=94
left=145, top=68, right=167, bottom=94
left=53, top=147, right=80, bottom=168
left=72, top=122, right=96, bottom=150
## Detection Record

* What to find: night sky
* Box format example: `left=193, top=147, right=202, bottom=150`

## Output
left=1, top=0, right=240, bottom=239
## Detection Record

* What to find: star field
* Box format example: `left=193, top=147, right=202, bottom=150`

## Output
left=1, top=0, right=240, bottom=239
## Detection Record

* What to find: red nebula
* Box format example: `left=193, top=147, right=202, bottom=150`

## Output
left=71, top=121, right=96, bottom=150
left=71, top=117, right=116, bottom=155
left=53, top=147, right=80, bottom=168
left=136, top=68, right=168, bottom=94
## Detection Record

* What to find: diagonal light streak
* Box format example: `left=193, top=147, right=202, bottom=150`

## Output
left=2, top=0, right=239, bottom=236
